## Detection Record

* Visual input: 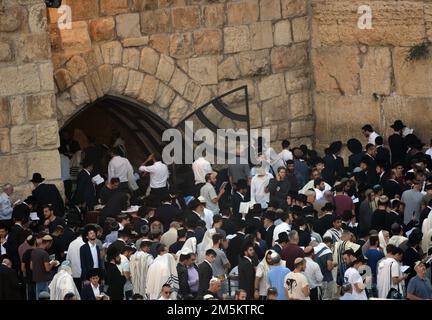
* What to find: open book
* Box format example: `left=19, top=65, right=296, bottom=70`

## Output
left=239, top=200, right=256, bottom=214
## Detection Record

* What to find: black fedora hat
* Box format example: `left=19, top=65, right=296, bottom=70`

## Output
left=30, top=173, right=45, bottom=183
left=390, top=120, right=406, bottom=131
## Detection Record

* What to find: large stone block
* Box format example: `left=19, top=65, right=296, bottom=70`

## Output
left=218, top=56, right=241, bottom=81
left=89, top=17, right=115, bottom=42
left=27, top=94, right=56, bottom=122
left=17, top=33, right=50, bottom=63
left=70, top=81, right=90, bottom=105
left=100, top=0, right=129, bottom=15
left=141, top=9, right=171, bottom=34
left=312, top=1, right=426, bottom=47
left=169, top=96, right=190, bottom=126
left=237, top=49, right=270, bottom=77
left=39, top=63, right=55, bottom=92
left=312, top=46, right=360, bottom=95
left=139, top=47, right=160, bottom=74
left=122, top=48, right=140, bottom=70
left=29, top=3, right=47, bottom=33
left=138, top=75, right=159, bottom=104
left=360, top=47, right=392, bottom=96
left=262, top=94, right=289, bottom=125
left=249, top=103, right=262, bottom=128
left=27, top=150, right=61, bottom=181
left=122, top=37, right=149, bottom=47
left=188, top=56, right=218, bottom=85
left=98, top=64, right=113, bottom=94
left=101, top=41, right=123, bottom=65
left=250, top=21, right=273, bottom=50
left=156, top=83, right=176, bottom=108
left=290, top=91, right=311, bottom=119
left=0, top=155, right=27, bottom=186
left=292, top=16, right=310, bottom=43
left=0, top=128, right=10, bottom=154
left=258, top=73, right=285, bottom=101
left=111, top=67, right=129, bottom=94
left=36, top=121, right=59, bottom=148
left=218, top=79, right=256, bottom=102
left=203, top=4, right=224, bottom=28
left=66, top=55, right=88, bottom=82
left=184, top=80, right=201, bottom=103
left=393, top=47, right=432, bottom=97
left=172, top=6, right=200, bottom=31
left=0, top=98, right=10, bottom=127
left=59, top=21, right=92, bottom=53
left=0, top=42, right=13, bottom=62
left=10, top=96, right=25, bottom=126
left=68, top=0, right=99, bottom=21
left=169, top=68, right=189, bottom=95
left=271, top=43, right=308, bottom=73
left=56, top=92, right=77, bottom=118
left=116, top=13, right=141, bottom=39
left=149, top=34, right=170, bottom=54
left=227, top=0, right=259, bottom=25
left=11, top=125, right=36, bottom=153
left=0, top=64, right=40, bottom=96
left=281, top=0, right=307, bottom=18
left=285, top=68, right=310, bottom=92
left=0, top=5, right=24, bottom=32
left=84, top=71, right=104, bottom=101
left=132, top=0, right=158, bottom=11
left=260, top=0, right=281, bottom=21
left=156, top=55, right=175, bottom=82
left=274, top=20, right=292, bottom=46
left=169, top=33, right=194, bottom=59
left=193, top=29, right=222, bottom=56
left=224, top=26, right=250, bottom=54
left=291, top=120, right=314, bottom=138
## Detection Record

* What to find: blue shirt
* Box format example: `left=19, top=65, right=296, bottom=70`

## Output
left=0, top=192, right=13, bottom=221
left=268, top=265, right=291, bottom=300
left=407, top=275, right=432, bottom=299
left=365, top=248, right=384, bottom=278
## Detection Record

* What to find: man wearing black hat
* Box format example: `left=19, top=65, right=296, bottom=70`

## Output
left=272, top=212, right=292, bottom=245
left=245, top=204, right=263, bottom=234
left=388, top=120, right=408, bottom=166
left=81, top=268, right=108, bottom=300
left=109, top=227, right=133, bottom=254
left=314, top=203, right=335, bottom=236
left=73, top=158, right=96, bottom=211
left=231, top=179, right=249, bottom=220
left=272, top=232, right=288, bottom=254
left=322, top=141, right=344, bottom=187
left=30, top=173, right=65, bottom=217
left=226, top=220, right=246, bottom=269
left=80, top=224, right=103, bottom=282
left=104, top=247, right=125, bottom=300
left=154, top=193, right=181, bottom=232
left=261, top=210, right=276, bottom=249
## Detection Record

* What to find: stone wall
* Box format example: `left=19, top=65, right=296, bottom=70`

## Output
left=312, top=0, right=432, bottom=154
left=0, top=0, right=61, bottom=200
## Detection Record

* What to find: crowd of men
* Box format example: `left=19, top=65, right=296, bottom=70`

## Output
left=1, top=120, right=432, bottom=301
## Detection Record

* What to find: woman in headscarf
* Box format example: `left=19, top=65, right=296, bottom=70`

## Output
left=49, top=260, right=80, bottom=300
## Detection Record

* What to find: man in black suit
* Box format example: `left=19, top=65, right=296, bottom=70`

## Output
left=177, top=253, right=192, bottom=299
left=109, top=227, right=132, bottom=254
left=197, top=249, right=216, bottom=299
left=238, top=242, right=255, bottom=300
left=375, top=136, right=391, bottom=169
left=80, top=224, right=103, bottom=282
left=245, top=204, right=263, bottom=234
left=388, top=120, right=408, bottom=165
left=261, top=210, right=276, bottom=249
left=30, top=173, right=65, bottom=217
left=0, top=257, right=19, bottom=300
left=322, top=141, right=344, bottom=186
left=104, top=247, right=125, bottom=300
left=81, top=268, right=108, bottom=300
left=226, top=220, right=246, bottom=269
left=154, top=194, right=182, bottom=232
left=73, top=159, right=96, bottom=211
left=272, top=231, right=288, bottom=254
left=185, top=199, right=205, bottom=227
left=313, top=202, right=335, bottom=236
left=7, top=212, right=27, bottom=272
left=231, top=179, right=249, bottom=221
left=220, top=208, right=236, bottom=236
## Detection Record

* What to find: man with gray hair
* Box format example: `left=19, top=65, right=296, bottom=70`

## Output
left=0, top=183, right=14, bottom=222
left=280, top=230, right=305, bottom=270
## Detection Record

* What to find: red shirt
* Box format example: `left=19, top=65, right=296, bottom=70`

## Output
left=334, top=194, right=354, bottom=216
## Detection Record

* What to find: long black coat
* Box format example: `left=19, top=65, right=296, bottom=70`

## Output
left=388, top=134, right=407, bottom=165
left=73, top=169, right=96, bottom=210
left=0, top=264, right=20, bottom=300
left=226, top=232, right=245, bottom=269
left=7, top=223, right=27, bottom=271
left=80, top=242, right=103, bottom=280
left=322, top=154, right=344, bottom=186
left=197, top=261, right=213, bottom=298
left=104, top=262, right=126, bottom=300
left=238, top=256, right=255, bottom=299
left=32, top=183, right=65, bottom=217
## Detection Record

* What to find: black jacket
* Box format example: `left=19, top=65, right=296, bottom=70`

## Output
left=177, top=263, right=190, bottom=298
left=81, top=283, right=105, bottom=300
left=231, top=192, right=249, bottom=220
left=7, top=223, right=27, bottom=271
left=73, top=169, right=96, bottom=210
left=109, top=239, right=127, bottom=255
left=322, top=154, right=344, bottom=186
left=376, top=146, right=391, bottom=168
left=314, top=214, right=334, bottom=237
left=221, top=217, right=237, bottom=236
left=80, top=242, right=103, bottom=280
left=262, top=224, right=275, bottom=250
left=226, top=232, right=245, bottom=269
left=154, top=203, right=182, bottom=232
left=197, top=260, right=213, bottom=298
left=388, top=134, right=407, bottom=165
left=32, top=183, right=65, bottom=217
left=105, top=262, right=126, bottom=300
left=0, top=264, right=20, bottom=300
left=238, top=256, right=255, bottom=299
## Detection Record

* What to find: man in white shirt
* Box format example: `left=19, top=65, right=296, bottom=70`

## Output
left=192, top=157, right=212, bottom=186
left=278, top=139, right=293, bottom=163
left=200, top=172, right=224, bottom=216
left=313, top=178, right=326, bottom=201
left=250, top=167, right=273, bottom=209
left=197, top=196, right=216, bottom=230
left=139, top=153, right=169, bottom=197
left=362, top=124, right=380, bottom=145
left=303, top=246, right=323, bottom=300
left=0, top=183, right=13, bottom=221
left=66, top=234, right=85, bottom=289
left=108, top=148, right=134, bottom=192
left=344, top=257, right=368, bottom=300
left=273, top=212, right=292, bottom=245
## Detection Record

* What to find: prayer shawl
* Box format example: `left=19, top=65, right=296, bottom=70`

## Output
left=197, top=229, right=217, bottom=264
left=314, top=243, right=332, bottom=258
left=324, top=228, right=342, bottom=243
left=49, top=267, right=80, bottom=300
left=377, top=257, right=399, bottom=299
left=378, top=231, right=388, bottom=255
left=421, top=208, right=432, bottom=253
left=130, top=251, right=154, bottom=297
left=256, top=250, right=285, bottom=294
left=146, top=253, right=179, bottom=300
left=175, top=237, right=197, bottom=262
left=388, top=235, right=408, bottom=248
left=333, top=240, right=360, bottom=285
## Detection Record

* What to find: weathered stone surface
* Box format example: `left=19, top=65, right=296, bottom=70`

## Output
left=67, top=0, right=99, bottom=21
left=250, top=22, right=273, bottom=50
left=313, top=46, right=359, bottom=95
left=138, top=75, right=159, bottom=104
left=10, top=96, right=25, bottom=126
left=86, top=71, right=104, bottom=100
left=66, top=55, right=88, bottom=82
left=290, top=91, right=311, bottom=119
left=193, top=29, right=223, bottom=55
left=89, top=17, right=115, bottom=42
left=56, top=92, right=77, bottom=118
left=97, top=64, right=113, bottom=93
left=281, top=0, right=307, bottom=18
left=122, top=48, right=140, bottom=70
left=249, top=103, right=262, bottom=128
left=0, top=155, right=27, bottom=185
left=125, top=70, right=144, bottom=98
left=17, top=33, right=50, bottom=63
left=291, top=120, right=314, bottom=138
left=0, top=42, right=13, bottom=62
left=285, top=68, right=310, bottom=92
left=39, top=63, right=55, bottom=92
left=0, top=64, right=40, bottom=96
left=227, top=0, right=259, bottom=25
left=0, top=98, right=9, bottom=127
left=29, top=3, right=47, bottom=33
left=218, top=79, right=256, bottom=102
left=169, top=96, right=190, bottom=126
left=59, top=21, right=92, bottom=53
left=36, top=121, right=59, bottom=148
left=132, top=0, right=158, bottom=11
left=116, top=13, right=141, bottom=39
left=101, top=41, right=123, bottom=65
left=111, top=67, right=129, bottom=94
left=360, top=47, right=391, bottom=95
left=184, top=80, right=201, bottom=102
left=218, top=56, right=241, bottom=81
left=224, top=26, right=250, bottom=53
left=156, top=55, right=175, bottom=82
left=141, top=9, right=171, bottom=34
left=393, top=47, right=432, bottom=97
left=312, top=1, right=426, bottom=47
left=258, top=73, right=285, bottom=100
left=188, top=56, right=218, bottom=85
left=27, top=94, right=56, bottom=122
left=156, top=83, right=176, bottom=108
left=169, top=68, right=189, bottom=95
left=172, top=6, right=200, bottom=31
left=100, top=0, right=129, bottom=15
left=11, top=126, right=36, bottom=153
left=122, top=37, right=149, bottom=47
left=271, top=43, right=308, bottom=73
left=149, top=34, right=170, bottom=54
left=203, top=4, right=224, bottom=28
left=237, top=49, right=270, bottom=77
left=0, top=128, right=10, bottom=154
left=169, top=33, right=194, bottom=59
left=139, top=47, right=160, bottom=74
left=70, top=81, right=90, bottom=105
left=0, top=5, right=24, bottom=32
left=274, top=20, right=292, bottom=46
left=262, top=95, right=289, bottom=125
left=292, top=16, right=310, bottom=42
left=194, top=86, right=212, bottom=108
left=27, top=150, right=61, bottom=181
left=260, top=0, right=281, bottom=21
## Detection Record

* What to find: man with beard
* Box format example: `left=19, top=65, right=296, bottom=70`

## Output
left=104, top=246, right=125, bottom=300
